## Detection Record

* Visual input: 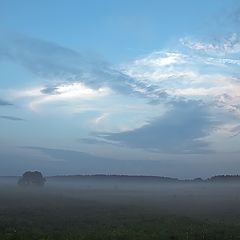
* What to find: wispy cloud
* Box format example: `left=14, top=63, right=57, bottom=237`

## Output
left=18, top=83, right=112, bottom=111
left=0, top=115, right=25, bottom=121
left=1, top=30, right=240, bottom=153
left=0, top=32, right=172, bottom=131
left=93, top=113, right=110, bottom=125
left=0, top=99, right=12, bottom=106
left=130, top=52, right=186, bottom=67
left=0, top=31, right=167, bottom=102
left=180, top=33, right=240, bottom=55
left=121, top=42, right=240, bottom=117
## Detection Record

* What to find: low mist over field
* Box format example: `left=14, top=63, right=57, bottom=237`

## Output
left=1, top=175, right=240, bottom=239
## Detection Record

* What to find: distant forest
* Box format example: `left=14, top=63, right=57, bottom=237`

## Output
left=47, top=174, right=240, bottom=182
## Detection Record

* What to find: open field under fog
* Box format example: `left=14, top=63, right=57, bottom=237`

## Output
left=1, top=176, right=240, bottom=239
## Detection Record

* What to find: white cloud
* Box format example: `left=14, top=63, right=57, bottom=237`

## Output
left=180, top=33, right=240, bottom=55
left=132, top=52, right=186, bottom=67
left=10, top=82, right=112, bottom=111
left=121, top=43, right=240, bottom=118
left=93, top=113, right=109, bottom=125
left=2, top=32, right=240, bottom=153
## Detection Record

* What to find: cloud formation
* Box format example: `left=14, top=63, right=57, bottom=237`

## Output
left=1, top=30, right=240, bottom=154
left=95, top=100, right=216, bottom=153
left=121, top=44, right=240, bottom=117
left=0, top=31, right=167, bottom=102
left=0, top=115, right=25, bottom=121
left=0, top=99, right=12, bottom=106
left=15, top=83, right=112, bottom=111
left=180, top=33, right=240, bottom=55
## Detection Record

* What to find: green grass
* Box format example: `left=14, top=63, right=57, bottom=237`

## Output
left=1, top=182, right=240, bottom=239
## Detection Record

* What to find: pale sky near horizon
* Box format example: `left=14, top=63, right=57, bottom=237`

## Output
left=1, top=0, right=240, bottom=178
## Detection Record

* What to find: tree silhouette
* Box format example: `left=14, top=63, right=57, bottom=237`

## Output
left=18, top=171, right=46, bottom=186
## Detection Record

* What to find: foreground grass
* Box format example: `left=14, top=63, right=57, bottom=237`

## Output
left=1, top=184, right=240, bottom=239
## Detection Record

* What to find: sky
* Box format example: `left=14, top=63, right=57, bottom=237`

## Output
left=0, top=0, right=240, bottom=178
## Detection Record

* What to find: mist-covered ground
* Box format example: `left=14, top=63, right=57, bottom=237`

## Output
left=1, top=176, right=240, bottom=239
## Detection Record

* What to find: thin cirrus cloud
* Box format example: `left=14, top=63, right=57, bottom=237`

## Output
left=15, top=83, right=112, bottom=111
left=180, top=33, right=240, bottom=55
left=0, top=31, right=167, bottom=102
left=0, top=99, right=12, bottom=106
left=7, top=31, right=240, bottom=115
left=0, top=115, right=25, bottom=121
left=121, top=40, right=240, bottom=117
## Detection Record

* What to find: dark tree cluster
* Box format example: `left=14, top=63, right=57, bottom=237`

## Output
left=208, top=175, right=240, bottom=182
left=18, top=171, right=46, bottom=186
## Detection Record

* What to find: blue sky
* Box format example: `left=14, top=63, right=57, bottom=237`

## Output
left=1, top=0, right=240, bottom=177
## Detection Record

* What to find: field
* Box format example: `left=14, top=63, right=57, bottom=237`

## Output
left=1, top=176, right=240, bottom=239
